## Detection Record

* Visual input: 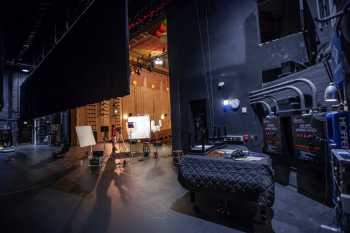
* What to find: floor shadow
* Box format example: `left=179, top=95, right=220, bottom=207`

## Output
left=171, top=192, right=274, bottom=233
left=112, top=152, right=144, bottom=160
left=112, top=152, right=130, bottom=159
left=145, top=161, right=165, bottom=180
left=30, top=156, right=61, bottom=169
left=77, top=158, right=115, bottom=233
left=111, top=160, right=134, bottom=206
left=52, top=169, right=99, bottom=196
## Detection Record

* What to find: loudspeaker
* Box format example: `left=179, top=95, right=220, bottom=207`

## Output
left=100, top=126, right=109, bottom=133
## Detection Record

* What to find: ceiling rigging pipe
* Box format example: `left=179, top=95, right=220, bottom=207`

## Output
left=250, top=101, right=272, bottom=115
left=29, top=0, right=97, bottom=75
left=249, top=78, right=317, bottom=109
left=249, top=85, right=306, bottom=110
left=249, top=96, right=280, bottom=114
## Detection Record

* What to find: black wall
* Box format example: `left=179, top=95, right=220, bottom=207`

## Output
left=0, top=25, right=4, bottom=111
left=167, top=0, right=333, bottom=151
left=0, top=69, right=27, bottom=144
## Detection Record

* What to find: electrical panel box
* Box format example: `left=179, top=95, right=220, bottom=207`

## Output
left=263, top=116, right=293, bottom=185
left=326, top=111, right=350, bottom=150
left=331, top=149, right=350, bottom=232
left=292, top=114, right=327, bottom=164
left=263, top=117, right=282, bottom=155
left=291, top=114, right=332, bottom=206
left=332, top=149, right=350, bottom=197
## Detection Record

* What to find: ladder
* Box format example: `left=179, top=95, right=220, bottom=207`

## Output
left=86, top=104, right=97, bottom=132
left=111, top=98, right=122, bottom=129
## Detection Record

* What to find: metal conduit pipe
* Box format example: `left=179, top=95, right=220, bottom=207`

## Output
left=249, top=85, right=306, bottom=110
left=250, top=101, right=272, bottom=115
left=249, top=96, right=280, bottom=113
left=249, top=78, right=317, bottom=109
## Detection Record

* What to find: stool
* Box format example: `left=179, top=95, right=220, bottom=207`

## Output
left=143, top=142, right=150, bottom=157
left=172, top=150, right=184, bottom=166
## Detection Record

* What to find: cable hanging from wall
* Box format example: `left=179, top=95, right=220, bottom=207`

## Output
left=204, top=0, right=215, bottom=132
left=195, top=0, right=215, bottom=132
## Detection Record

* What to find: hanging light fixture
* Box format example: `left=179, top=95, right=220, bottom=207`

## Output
left=324, top=82, right=339, bottom=102
left=154, top=57, right=163, bottom=65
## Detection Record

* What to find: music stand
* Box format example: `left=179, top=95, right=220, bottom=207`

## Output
left=76, top=126, right=96, bottom=155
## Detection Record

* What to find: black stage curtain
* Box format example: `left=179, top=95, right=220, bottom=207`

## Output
left=0, top=26, right=4, bottom=111
left=20, top=0, right=130, bottom=119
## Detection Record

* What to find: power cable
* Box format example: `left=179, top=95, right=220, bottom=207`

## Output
left=204, top=1, right=215, bottom=133
left=196, top=1, right=213, bottom=131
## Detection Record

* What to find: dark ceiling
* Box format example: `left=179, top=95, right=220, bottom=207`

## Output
left=3, top=0, right=165, bottom=67
left=3, top=0, right=45, bottom=63
left=4, top=0, right=91, bottom=64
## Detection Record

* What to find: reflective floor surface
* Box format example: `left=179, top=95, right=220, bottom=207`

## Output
left=0, top=144, right=334, bottom=233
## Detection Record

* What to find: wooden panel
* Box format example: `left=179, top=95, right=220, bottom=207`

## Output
left=71, top=68, right=171, bottom=143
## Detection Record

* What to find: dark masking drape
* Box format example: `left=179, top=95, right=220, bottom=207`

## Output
left=20, top=0, right=130, bottom=119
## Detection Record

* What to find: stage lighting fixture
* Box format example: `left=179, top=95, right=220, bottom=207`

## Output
left=154, top=57, right=164, bottom=65
left=324, top=82, right=339, bottom=102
